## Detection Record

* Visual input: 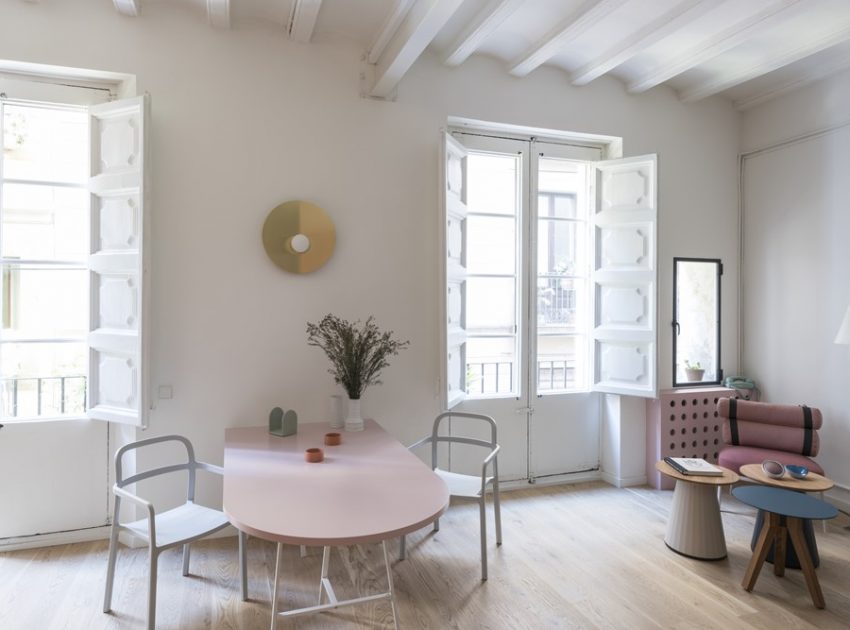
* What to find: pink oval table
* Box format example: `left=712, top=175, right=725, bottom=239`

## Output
left=224, top=420, right=449, bottom=629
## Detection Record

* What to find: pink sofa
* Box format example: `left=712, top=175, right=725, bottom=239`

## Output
left=716, top=398, right=824, bottom=475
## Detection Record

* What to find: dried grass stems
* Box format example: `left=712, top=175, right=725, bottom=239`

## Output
left=306, top=314, right=410, bottom=400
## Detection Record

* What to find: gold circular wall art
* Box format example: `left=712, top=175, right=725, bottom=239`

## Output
left=262, top=200, right=336, bottom=274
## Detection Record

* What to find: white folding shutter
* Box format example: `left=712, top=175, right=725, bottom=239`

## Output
left=590, top=154, right=657, bottom=397
left=86, top=95, right=149, bottom=425
left=441, top=132, right=468, bottom=410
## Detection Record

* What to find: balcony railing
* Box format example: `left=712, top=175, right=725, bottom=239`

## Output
left=466, top=359, right=576, bottom=395
left=1, top=375, right=86, bottom=418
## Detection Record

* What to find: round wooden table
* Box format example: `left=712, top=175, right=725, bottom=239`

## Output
left=739, top=463, right=833, bottom=569
left=739, top=463, right=833, bottom=492
left=656, top=460, right=739, bottom=560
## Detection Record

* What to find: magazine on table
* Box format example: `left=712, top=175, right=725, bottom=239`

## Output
left=664, top=456, right=723, bottom=476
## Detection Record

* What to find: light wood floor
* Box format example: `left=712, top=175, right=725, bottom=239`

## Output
left=1, top=481, right=849, bottom=629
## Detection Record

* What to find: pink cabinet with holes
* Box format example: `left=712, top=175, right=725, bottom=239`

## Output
left=646, top=387, right=740, bottom=490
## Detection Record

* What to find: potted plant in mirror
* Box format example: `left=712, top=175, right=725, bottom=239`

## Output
left=685, top=360, right=705, bottom=382
left=306, top=314, right=409, bottom=431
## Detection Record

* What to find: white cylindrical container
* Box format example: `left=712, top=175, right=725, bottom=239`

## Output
left=345, top=398, right=364, bottom=432
left=329, top=394, right=344, bottom=429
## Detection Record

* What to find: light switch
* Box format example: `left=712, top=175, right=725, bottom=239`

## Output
left=158, top=385, right=173, bottom=399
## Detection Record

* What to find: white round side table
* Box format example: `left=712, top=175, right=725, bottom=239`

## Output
left=656, top=460, right=739, bottom=560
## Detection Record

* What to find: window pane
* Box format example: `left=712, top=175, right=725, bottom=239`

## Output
left=467, top=153, right=517, bottom=216
left=0, top=342, right=86, bottom=419
left=538, top=193, right=577, bottom=219
left=1, top=184, right=88, bottom=261
left=467, top=215, right=515, bottom=275
left=537, top=278, right=584, bottom=331
left=537, top=219, right=582, bottom=275
left=538, top=158, right=581, bottom=195
left=536, top=335, right=584, bottom=393
left=2, top=105, right=88, bottom=184
left=467, top=277, right=515, bottom=333
left=2, top=267, right=88, bottom=338
left=466, top=337, right=516, bottom=395
left=674, top=259, right=720, bottom=384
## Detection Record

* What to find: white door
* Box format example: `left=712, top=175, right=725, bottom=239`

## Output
left=0, top=93, right=148, bottom=541
left=528, top=142, right=603, bottom=480
left=443, top=132, right=602, bottom=481
left=442, top=132, right=530, bottom=481
left=440, top=132, right=658, bottom=482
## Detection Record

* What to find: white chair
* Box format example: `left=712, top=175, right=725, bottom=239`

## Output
left=401, top=411, right=502, bottom=580
left=103, top=434, right=245, bottom=630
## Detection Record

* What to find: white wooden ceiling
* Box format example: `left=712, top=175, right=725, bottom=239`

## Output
left=104, top=0, right=850, bottom=109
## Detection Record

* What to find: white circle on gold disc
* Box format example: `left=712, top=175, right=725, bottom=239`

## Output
left=291, top=233, right=311, bottom=253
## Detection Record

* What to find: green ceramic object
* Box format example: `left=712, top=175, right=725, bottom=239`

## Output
left=269, top=407, right=298, bottom=437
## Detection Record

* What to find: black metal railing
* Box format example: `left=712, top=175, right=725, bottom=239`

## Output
left=1, top=375, right=86, bottom=418
left=466, top=360, right=576, bottom=394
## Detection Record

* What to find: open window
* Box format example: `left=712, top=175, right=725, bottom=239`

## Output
left=0, top=93, right=149, bottom=426
left=672, top=257, right=722, bottom=387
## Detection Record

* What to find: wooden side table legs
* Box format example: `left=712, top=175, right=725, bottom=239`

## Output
left=742, top=512, right=826, bottom=609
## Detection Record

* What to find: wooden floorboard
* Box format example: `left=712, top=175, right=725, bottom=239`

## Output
left=1, top=481, right=848, bottom=629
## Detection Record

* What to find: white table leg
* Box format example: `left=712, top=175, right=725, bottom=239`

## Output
left=665, top=480, right=727, bottom=560
left=382, top=540, right=399, bottom=630
left=270, top=543, right=283, bottom=630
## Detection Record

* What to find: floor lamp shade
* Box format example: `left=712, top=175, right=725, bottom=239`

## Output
left=836, top=306, right=850, bottom=344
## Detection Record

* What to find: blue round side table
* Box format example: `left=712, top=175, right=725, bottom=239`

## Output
left=732, top=485, right=838, bottom=609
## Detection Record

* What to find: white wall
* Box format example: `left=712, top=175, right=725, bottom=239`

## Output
left=0, top=0, right=740, bottom=510
left=740, top=68, right=850, bottom=507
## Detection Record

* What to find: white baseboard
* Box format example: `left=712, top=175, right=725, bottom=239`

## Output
left=498, top=470, right=602, bottom=491
left=0, top=525, right=112, bottom=552
left=0, top=523, right=240, bottom=553
left=600, top=471, right=647, bottom=488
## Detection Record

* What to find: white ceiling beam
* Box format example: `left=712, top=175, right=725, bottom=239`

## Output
left=368, top=0, right=416, bottom=64
left=443, top=0, right=526, bottom=67
left=627, top=0, right=801, bottom=94
left=370, top=0, right=464, bottom=99
left=112, top=0, right=140, bottom=17
left=571, top=0, right=717, bottom=86
left=288, top=0, right=323, bottom=43
left=508, top=0, right=627, bottom=77
left=681, top=23, right=850, bottom=103
left=207, top=0, right=230, bottom=29
left=734, top=53, right=850, bottom=111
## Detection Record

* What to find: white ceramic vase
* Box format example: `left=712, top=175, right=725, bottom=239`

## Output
left=345, top=397, right=364, bottom=432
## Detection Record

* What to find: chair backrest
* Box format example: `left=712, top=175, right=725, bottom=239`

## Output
left=114, top=434, right=199, bottom=501
left=428, top=411, right=498, bottom=468
left=717, top=398, right=821, bottom=457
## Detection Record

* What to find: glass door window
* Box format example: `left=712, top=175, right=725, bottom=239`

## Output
left=535, top=158, right=590, bottom=394
left=1, top=102, right=89, bottom=421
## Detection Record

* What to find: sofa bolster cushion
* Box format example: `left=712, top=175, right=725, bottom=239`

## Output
left=717, top=398, right=822, bottom=429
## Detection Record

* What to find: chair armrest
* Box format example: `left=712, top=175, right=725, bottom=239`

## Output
left=481, top=444, right=501, bottom=483
left=113, top=484, right=156, bottom=532
left=407, top=435, right=432, bottom=451
left=196, top=461, right=224, bottom=476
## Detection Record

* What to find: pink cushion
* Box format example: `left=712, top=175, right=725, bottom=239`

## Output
left=717, top=398, right=822, bottom=429
left=718, top=445, right=824, bottom=475
left=721, top=419, right=820, bottom=455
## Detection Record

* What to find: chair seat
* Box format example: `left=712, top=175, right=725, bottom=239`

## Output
left=435, top=468, right=493, bottom=498
left=123, top=502, right=230, bottom=549
left=718, top=445, right=824, bottom=476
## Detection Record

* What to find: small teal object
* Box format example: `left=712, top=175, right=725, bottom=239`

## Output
left=269, top=407, right=298, bottom=437
left=786, top=464, right=809, bottom=480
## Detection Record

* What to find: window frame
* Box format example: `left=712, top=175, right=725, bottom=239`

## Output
left=0, top=98, right=91, bottom=422
left=672, top=256, right=723, bottom=388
